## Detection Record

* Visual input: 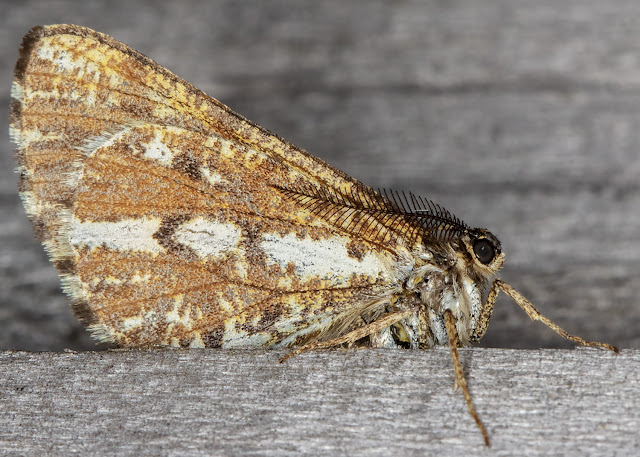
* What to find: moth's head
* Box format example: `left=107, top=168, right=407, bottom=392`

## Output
left=459, top=228, right=505, bottom=277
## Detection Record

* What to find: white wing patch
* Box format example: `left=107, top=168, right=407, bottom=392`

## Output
left=174, top=217, right=242, bottom=259
left=140, top=131, right=176, bottom=165
left=222, top=318, right=275, bottom=348
left=70, top=217, right=163, bottom=255
left=36, top=40, right=101, bottom=81
left=261, top=232, right=386, bottom=283
left=200, top=166, right=224, bottom=186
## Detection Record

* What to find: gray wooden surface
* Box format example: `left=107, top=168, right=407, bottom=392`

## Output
left=1, top=2, right=639, bottom=455
left=1, top=349, right=638, bottom=456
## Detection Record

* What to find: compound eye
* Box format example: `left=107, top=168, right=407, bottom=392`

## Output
left=473, top=238, right=495, bottom=265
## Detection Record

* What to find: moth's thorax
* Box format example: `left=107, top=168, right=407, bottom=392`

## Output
left=376, top=228, right=505, bottom=348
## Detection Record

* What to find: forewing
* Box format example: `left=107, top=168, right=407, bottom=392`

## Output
left=11, top=25, right=401, bottom=347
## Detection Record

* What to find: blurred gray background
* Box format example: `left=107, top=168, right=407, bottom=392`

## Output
left=1, top=0, right=638, bottom=351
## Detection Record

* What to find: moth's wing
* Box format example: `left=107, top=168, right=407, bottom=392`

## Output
left=11, top=25, right=406, bottom=347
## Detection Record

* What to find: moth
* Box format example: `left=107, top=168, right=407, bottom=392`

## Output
left=11, top=25, right=617, bottom=446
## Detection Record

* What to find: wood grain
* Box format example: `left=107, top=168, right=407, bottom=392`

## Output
left=1, top=349, right=637, bottom=455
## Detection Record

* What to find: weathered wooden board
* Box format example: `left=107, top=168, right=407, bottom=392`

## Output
left=0, top=349, right=637, bottom=456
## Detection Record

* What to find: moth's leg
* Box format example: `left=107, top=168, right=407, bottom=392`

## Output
left=280, top=309, right=414, bottom=362
left=471, top=278, right=501, bottom=342
left=444, top=309, right=490, bottom=447
left=496, top=279, right=619, bottom=353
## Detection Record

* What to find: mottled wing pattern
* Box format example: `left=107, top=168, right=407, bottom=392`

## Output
left=10, top=25, right=412, bottom=348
